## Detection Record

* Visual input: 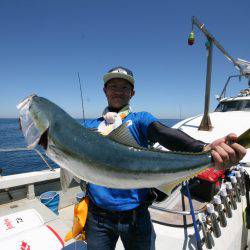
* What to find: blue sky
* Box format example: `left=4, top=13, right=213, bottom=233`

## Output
left=0, top=0, right=249, bottom=119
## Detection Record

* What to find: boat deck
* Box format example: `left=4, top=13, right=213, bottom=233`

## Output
left=0, top=186, right=82, bottom=248
left=0, top=169, right=249, bottom=249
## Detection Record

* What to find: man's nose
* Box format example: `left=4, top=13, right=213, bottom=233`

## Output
left=114, top=88, right=123, bottom=93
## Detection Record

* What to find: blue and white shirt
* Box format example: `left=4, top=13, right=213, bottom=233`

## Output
left=83, top=111, right=158, bottom=211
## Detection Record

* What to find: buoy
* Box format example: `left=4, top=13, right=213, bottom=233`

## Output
left=188, top=31, right=195, bottom=45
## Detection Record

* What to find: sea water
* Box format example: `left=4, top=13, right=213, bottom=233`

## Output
left=0, top=118, right=180, bottom=176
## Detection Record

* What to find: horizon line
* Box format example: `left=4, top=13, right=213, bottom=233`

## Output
left=0, top=117, right=183, bottom=120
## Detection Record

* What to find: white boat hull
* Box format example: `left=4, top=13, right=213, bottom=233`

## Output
left=173, top=111, right=250, bottom=164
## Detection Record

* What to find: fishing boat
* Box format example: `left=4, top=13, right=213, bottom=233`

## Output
left=0, top=17, right=249, bottom=249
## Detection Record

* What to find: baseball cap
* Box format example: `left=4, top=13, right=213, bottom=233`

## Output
left=103, top=66, right=135, bottom=86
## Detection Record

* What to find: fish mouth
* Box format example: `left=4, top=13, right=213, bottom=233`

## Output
left=38, top=128, right=49, bottom=150
left=17, top=94, right=36, bottom=133
left=17, top=94, right=49, bottom=149
left=17, top=94, right=37, bottom=110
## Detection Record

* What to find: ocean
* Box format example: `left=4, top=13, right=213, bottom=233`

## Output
left=0, top=118, right=181, bottom=176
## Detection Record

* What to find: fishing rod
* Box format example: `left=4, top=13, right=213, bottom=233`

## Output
left=77, top=72, right=85, bottom=126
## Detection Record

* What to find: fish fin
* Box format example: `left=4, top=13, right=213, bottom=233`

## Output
left=74, top=176, right=81, bottom=183
left=238, top=128, right=250, bottom=148
left=156, top=183, right=177, bottom=196
left=107, top=123, right=140, bottom=148
left=60, top=168, right=75, bottom=192
left=157, top=166, right=209, bottom=195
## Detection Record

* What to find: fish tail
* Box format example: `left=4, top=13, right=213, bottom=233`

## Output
left=237, top=128, right=250, bottom=148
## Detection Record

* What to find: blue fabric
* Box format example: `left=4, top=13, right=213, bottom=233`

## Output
left=62, top=241, right=87, bottom=250
left=40, top=191, right=60, bottom=215
left=86, top=208, right=156, bottom=250
left=82, top=112, right=158, bottom=211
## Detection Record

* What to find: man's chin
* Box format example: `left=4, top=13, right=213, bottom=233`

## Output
left=109, top=102, right=127, bottom=110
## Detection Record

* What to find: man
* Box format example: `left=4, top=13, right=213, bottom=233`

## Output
left=84, top=66, right=246, bottom=250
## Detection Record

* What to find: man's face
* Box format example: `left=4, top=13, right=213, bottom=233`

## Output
left=104, top=78, right=135, bottom=110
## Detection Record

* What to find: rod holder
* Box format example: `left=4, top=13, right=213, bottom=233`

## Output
left=225, top=182, right=237, bottom=210
left=207, top=204, right=221, bottom=238
left=214, top=195, right=227, bottom=227
left=198, top=213, right=214, bottom=249
left=220, top=188, right=232, bottom=218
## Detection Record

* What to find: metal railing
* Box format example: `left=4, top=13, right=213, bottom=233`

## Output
left=0, top=147, right=54, bottom=175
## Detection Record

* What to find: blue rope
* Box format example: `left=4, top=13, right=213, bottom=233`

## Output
left=184, top=181, right=202, bottom=250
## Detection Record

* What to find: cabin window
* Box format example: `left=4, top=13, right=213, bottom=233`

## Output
left=215, top=100, right=250, bottom=112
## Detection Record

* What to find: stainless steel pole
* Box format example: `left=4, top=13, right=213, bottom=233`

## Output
left=199, top=38, right=213, bottom=131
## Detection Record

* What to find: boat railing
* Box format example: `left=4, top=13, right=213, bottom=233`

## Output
left=0, top=147, right=55, bottom=173
left=0, top=147, right=58, bottom=201
left=151, top=204, right=204, bottom=215
left=218, top=74, right=242, bottom=100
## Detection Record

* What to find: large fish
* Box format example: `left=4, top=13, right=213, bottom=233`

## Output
left=17, top=94, right=249, bottom=193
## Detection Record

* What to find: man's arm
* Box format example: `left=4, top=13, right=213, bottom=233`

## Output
left=147, top=121, right=247, bottom=169
left=147, top=121, right=206, bottom=152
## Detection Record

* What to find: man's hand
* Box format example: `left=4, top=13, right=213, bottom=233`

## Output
left=208, top=133, right=247, bottom=169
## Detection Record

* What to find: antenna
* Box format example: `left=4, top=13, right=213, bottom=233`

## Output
left=77, top=72, right=85, bottom=126
left=179, top=104, right=182, bottom=120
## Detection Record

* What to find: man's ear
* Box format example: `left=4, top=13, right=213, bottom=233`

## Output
left=131, top=89, right=135, bottom=98
left=103, top=86, right=107, bottom=95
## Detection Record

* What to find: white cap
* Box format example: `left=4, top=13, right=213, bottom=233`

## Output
left=225, top=182, right=233, bottom=190
left=214, top=195, right=221, bottom=205
left=198, top=212, right=207, bottom=222
left=239, top=168, right=245, bottom=173
left=235, top=171, right=241, bottom=178
left=237, top=166, right=244, bottom=172
left=220, top=188, right=227, bottom=197
left=230, top=176, right=237, bottom=184
left=207, top=203, right=215, bottom=214
left=103, top=66, right=135, bottom=86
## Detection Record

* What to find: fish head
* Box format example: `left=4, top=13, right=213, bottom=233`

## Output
left=17, top=94, right=50, bottom=149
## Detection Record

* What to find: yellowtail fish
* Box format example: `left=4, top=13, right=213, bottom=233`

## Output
left=17, top=95, right=249, bottom=192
